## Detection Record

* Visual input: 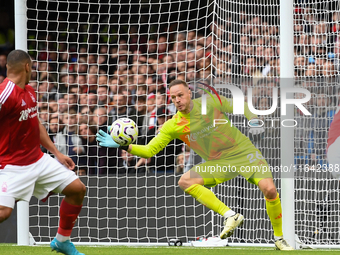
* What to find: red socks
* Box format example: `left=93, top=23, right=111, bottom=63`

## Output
left=57, top=199, right=82, bottom=237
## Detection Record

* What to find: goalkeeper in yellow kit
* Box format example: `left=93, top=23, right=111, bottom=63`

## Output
left=96, top=79, right=293, bottom=250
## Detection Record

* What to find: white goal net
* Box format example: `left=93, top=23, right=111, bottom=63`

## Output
left=22, top=0, right=340, bottom=246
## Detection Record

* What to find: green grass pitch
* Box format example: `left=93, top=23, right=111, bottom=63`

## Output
left=1, top=245, right=340, bottom=255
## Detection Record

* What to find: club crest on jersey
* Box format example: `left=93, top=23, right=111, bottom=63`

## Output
left=1, top=182, right=7, bottom=193
left=28, top=91, right=36, bottom=102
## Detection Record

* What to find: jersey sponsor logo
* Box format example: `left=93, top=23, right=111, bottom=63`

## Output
left=184, top=123, right=217, bottom=142
left=21, top=99, right=26, bottom=106
left=19, top=106, right=38, bottom=121
left=28, top=91, right=36, bottom=102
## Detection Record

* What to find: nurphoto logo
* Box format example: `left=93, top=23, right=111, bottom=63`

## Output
left=198, top=82, right=312, bottom=128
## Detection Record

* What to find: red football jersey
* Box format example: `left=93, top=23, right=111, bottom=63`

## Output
left=0, top=78, right=43, bottom=168
left=327, top=106, right=340, bottom=150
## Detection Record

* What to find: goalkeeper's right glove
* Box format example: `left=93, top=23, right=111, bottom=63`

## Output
left=96, top=129, right=120, bottom=148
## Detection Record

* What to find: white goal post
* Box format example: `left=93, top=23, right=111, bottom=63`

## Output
left=14, top=0, right=340, bottom=249
left=280, top=0, right=295, bottom=248
left=15, top=0, right=30, bottom=246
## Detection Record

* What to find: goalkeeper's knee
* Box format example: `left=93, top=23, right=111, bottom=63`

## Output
left=258, top=178, right=277, bottom=199
left=178, top=171, right=204, bottom=191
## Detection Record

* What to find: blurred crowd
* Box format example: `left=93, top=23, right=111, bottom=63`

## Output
left=1, top=8, right=339, bottom=175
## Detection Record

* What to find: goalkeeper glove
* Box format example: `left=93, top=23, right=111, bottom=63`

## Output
left=96, top=129, right=120, bottom=148
left=248, top=118, right=265, bottom=142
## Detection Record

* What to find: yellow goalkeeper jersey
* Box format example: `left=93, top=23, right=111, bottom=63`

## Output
left=130, top=95, right=257, bottom=161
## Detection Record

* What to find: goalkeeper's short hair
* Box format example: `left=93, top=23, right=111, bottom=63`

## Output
left=168, top=79, right=188, bottom=89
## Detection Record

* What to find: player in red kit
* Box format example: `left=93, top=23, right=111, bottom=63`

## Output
left=327, top=106, right=340, bottom=180
left=0, top=50, right=86, bottom=255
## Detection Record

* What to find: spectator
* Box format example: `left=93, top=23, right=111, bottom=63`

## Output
left=87, top=74, right=98, bottom=91
left=108, top=75, right=119, bottom=95
left=0, top=53, right=7, bottom=76
left=121, top=87, right=135, bottom=106
left=156, top=87, right=167, bottom=108
left=93, top=107, right=109, bottom=128
left=158, top=35, right=168, bottom=55
left=29, top=80, right=38, bottom=91
left=88, top=92, right=98, bottom=112
left=74, top=58, right=88, bottom=74
left=64, top=93, right=78, bottom=112
left=186, top=66, right=198, bottom=82
left=120, top=150, right=138, bottom=173
left=92, top=107, right=122, bottom=174
left=74, top=167, right=87, bottom=176
left=97, top=85, right=110, bottom=106
left=331, top=35, right=340, bottom=71
left=76, top=74, right=87, bottom=86
left=78, top=106, right=92, bottom=124
left=134, top=95, right=147, bottom=139
left=57, top=97, right=68, bottom=114
left=39, top=106, right=49, bottom=128
left=55, top=109, right=84, bottom=165
left=79, top=93, right=88, bottom=107
left=262, top=47, right=276, bottom=76
left=37, top=78, right=57, bottom=102
left=323, top=61, right=337, bottom=78
left=140, top=93, right=157, bottom=137
left=309, top=93, right=336, bottom=166
left=136, top=106, right=182, bottom=173
left=137, top=85, right=147, bottom=96
left=162, top=54, right=176, bottom=69
left=98, top=75, right=108, bottom=85
left=297, top=34, right=309, bottom=55
left=108, top=93, right=137, bottom=124
left=239, top=35, right=250, bottom=56
left=244, top=56, right=262, bottom=78
left=147, top=37, right=158, bottom=58
left=41, top=115, right=60, bottom=154
left=48, top=116, right=61, bottom=144
left=146, top=76, right=157, bottom=94
left=78, top=121, right=99, bottom=174
left=133, top=74, right=146, bottom=86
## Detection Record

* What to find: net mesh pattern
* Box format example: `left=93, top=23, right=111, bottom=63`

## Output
left=24, top=0, right=340, bottom=244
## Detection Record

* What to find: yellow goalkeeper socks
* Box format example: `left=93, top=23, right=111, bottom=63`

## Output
left=185, top=184, right=231, bottom=216
left=265, top=193, right=283, bottom=238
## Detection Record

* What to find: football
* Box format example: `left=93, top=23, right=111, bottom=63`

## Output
left=110, top=118, right=138, bottom=146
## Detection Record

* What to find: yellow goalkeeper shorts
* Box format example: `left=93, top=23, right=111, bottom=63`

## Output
left=191, top=147, right=273, bottom=187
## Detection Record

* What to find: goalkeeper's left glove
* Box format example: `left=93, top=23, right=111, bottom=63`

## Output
left=96, top=129, right=120, bottom=148
left=248, top=118, right=265, bottom=142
